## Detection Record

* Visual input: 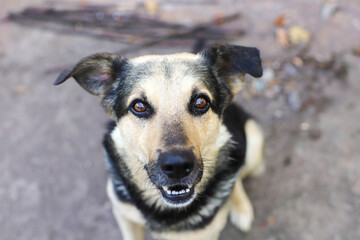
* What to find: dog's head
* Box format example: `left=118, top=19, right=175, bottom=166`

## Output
left=55, top=44, right=262, bottom=207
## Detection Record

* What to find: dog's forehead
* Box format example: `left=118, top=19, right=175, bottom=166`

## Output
left=127, top=53, right=211, bottom=102
left=130, top=52, right=198, bottom=64
left=129, top=53, right=204, bottom=78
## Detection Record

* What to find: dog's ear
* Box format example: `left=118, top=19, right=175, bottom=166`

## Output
left=54, top=53, right=128, bottom=96
left=198, top=44, right=263, bottom=95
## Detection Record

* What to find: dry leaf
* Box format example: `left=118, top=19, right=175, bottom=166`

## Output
left=268, top=216, right=276, bottom=225
left=274, top=14, right=285, bottom=27
left=267, top=78, right=281, bottom=88
left=352, top=47, right=360, bottom=56
left=215, top=13, right=225, bottom=26
left=14, top=84, right=30, bottom=94
left=289, top=26, right=311, bottom=45
left=144, top=0, right=159, bottom=16
left=292, top=57, right=303, bottom=67
left=79, top=0, right=88, bottom=6
left=276, top=28, right=290, bottom=48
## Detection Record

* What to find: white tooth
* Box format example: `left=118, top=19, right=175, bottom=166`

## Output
left=180, top=190, right=185, bottom=194
left=167, top=190, right=171, bottom=195
left=187, top=185, right=193, bottom=188
left=172, top=191, right=177, bottom=195
left=186, top=188, right=190, bottom=193
left=163, top=186, right=169, bottom=191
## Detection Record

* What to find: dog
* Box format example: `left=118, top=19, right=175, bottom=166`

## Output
left=55, top=44, right=265, bottom=240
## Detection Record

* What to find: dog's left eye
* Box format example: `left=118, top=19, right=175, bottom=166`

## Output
left=194, top=97, right=208, bottom=109
left=189, top=94, right=210, bottom=116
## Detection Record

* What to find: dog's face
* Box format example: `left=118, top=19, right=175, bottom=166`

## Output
left=55, top=44, right=262, bottom=208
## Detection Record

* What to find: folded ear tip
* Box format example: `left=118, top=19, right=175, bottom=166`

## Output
left=253, top=70, right=263, bottom=78
left=53, top=77, right=64, bottom=85
left=251, top=48, right=263, bottom=78
left=54, top=68, right=73, bottom=85
left=254, top=62, right=263, bottom=78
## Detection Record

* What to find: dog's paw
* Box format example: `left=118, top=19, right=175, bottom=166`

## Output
left=230, top=208, right=254, bottom=232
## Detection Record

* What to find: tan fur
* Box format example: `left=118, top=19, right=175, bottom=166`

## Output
left=239, top=119, right=265, bottom=179
left=131, top=52, right=198, bottom=64
left=107, top=180, right=145, bottom=240
left=228, top=74, right=245, bottom=96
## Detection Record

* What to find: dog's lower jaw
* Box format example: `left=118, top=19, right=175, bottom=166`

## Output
left=159, top=184, right=196, bottom=207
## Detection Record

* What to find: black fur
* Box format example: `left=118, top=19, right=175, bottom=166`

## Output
left=199, top=44, right=263, bottom=79
left=105, top=102, right=248, bottom=232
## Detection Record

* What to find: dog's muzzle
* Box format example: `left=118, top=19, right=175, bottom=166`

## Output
left=149, top=149, right=203, bottom=207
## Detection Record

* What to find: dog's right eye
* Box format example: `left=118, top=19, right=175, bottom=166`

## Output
left=133, top=102, right=147, bottom=112
left=129, top=100, right=152, bottom=118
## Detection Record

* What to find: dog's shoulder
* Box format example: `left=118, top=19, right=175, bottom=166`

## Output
left=223, top=103, right=251, bottom=134
left=222, top=103, right=250, bottom=161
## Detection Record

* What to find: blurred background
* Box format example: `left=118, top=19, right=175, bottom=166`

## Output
left=1, top=0, right=359, bottom=239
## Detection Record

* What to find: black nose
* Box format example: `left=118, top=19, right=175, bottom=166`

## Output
left=159, top=150, right=195, bottom=179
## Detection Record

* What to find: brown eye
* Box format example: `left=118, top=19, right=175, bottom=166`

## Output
left=130, top=99, right=153, bottom=118
left=194, top=97, right=207, bottom=109
left=133, top=101, right=147, bottom=112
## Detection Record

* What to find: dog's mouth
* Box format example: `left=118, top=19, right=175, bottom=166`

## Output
left=158, top=184, right=195, bottom=206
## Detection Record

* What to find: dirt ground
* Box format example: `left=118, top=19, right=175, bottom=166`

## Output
left=1, top=1, right=360, bottom=240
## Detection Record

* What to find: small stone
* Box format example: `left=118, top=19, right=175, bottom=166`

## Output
left=274, top=110, right=284, bottom=119
left=351, top=177, right=360, bottom=195
left=308, top=129, right=322, bottom=140
left=95, top=12, right=105, bottom=21
left=300, top=122, right=310, bottom=131
left=267, top=236, right=277, bottom=240
left=261, top=67, right=275, bottom=83
left=252, top=80, right=266, bottom=92
left=75, top=22, right=84, bottom=30
left=321, top=2, right=340, bottom=20
left=283, top=63, right=297, bottom=77
left=288, top=91, right=301, bottom=111
left=272, top=61, right=282, bottom=70
left=283, top=156, right=292, bottom=167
